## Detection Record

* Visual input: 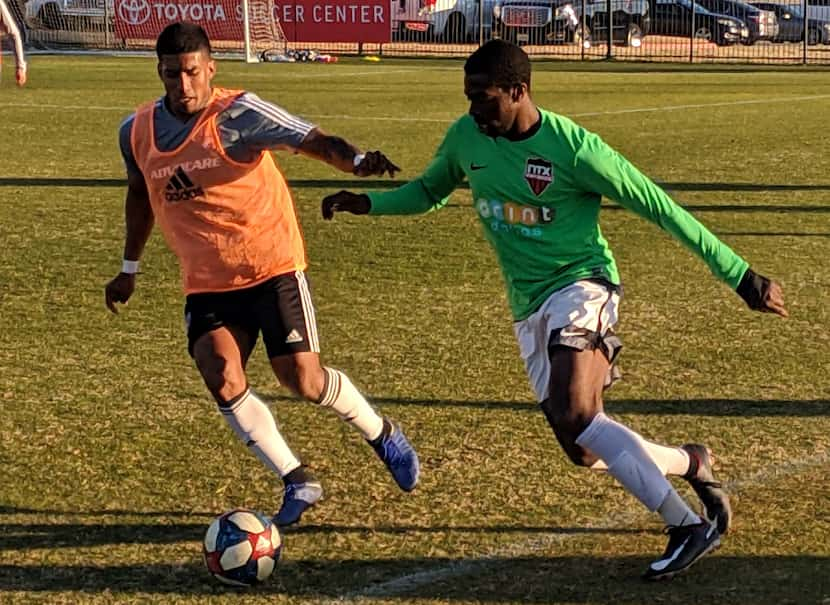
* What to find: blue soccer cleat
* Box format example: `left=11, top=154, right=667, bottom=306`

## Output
left=370, top=420, right=420, bottom=492
left=273, top=480, right=323, bottom=527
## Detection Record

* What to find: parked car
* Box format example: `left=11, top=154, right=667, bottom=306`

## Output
left=25, top=0, right=111, bottom=29
left=493, top=0, right=649, bottom=46
left=392, top=0, right=498, bottom=42
left=750, top=1, right=830, bottom=44
left=804, top=0, right=830, bottom=23
left=650, top=0, right=748, bottom=45
left=694, top=0, right=777, bottom=42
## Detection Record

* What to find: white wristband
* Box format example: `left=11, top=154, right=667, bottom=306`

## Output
left=353, top=153, right=365, bottom=168
left=122, top=259, right=140, bottom=274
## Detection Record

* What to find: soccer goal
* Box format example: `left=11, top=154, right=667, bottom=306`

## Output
left=21, top=0, right=286, bottom=62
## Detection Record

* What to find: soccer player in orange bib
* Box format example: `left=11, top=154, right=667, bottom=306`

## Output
left=105, top=22, right=419, bottom=526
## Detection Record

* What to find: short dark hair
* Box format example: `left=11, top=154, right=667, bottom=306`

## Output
left=156, top=22, right=211, bottom=59
left=464, top=40, right=531, bottom=90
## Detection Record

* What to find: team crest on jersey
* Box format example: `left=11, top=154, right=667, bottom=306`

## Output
left=524, top=158, right=554, bottom=196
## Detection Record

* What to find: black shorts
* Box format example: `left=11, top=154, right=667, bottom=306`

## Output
left=184, top=271, right=320, bottom=359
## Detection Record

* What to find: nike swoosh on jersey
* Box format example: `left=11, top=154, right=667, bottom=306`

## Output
left=470, top=163, right=487, bottom=170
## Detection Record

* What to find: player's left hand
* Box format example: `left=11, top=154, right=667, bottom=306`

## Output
left=736, top=268, right=788, bottom=318
left=354, top=151, right=400, bottom=178
left=761, top=279, right=788, bottom=317
left=15, top=67, right=26, bottom=87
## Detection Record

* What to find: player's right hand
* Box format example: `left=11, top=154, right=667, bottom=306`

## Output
left=321, top=191, right=371, bottom=220
left=15, top=67, right=26, bottom=87
left=105, top=273, right=136, bottom=314
left=353, top=151, right=400, bottom=178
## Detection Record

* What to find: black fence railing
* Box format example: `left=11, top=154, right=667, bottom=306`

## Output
left=12, top=0, right=830, bottom=63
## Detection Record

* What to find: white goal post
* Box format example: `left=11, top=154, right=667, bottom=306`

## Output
left=20, top=0, right=287, bottom=61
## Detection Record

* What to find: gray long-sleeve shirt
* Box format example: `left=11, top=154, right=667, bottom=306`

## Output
left=119, top=91, right=315, bottom=178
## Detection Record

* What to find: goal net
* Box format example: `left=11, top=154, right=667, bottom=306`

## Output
left=21, top=0, right=286, bottom=61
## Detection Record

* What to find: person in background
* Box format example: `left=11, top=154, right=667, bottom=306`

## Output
left=0, top=0, right=26, bottom=86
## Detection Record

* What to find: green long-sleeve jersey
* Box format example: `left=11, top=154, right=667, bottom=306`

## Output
left=369, top=109, right=748, bottom=321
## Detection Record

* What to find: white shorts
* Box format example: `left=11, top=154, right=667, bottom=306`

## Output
left=513, top=280, right=622, bottom=402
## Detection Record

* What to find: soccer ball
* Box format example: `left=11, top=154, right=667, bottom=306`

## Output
left=202, top=508, right=282, bottom=586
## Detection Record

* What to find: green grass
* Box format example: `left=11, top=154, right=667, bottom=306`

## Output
left=1, top=56, right=829, bottom=604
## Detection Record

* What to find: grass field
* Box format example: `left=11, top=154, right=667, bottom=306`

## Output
left=1, top=55, right=829, bottom=604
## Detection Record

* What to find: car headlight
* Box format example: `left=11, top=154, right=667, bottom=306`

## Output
left=717, top=18, right=733, bottom=26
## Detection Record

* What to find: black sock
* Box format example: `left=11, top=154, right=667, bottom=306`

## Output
left=283, top=466, right=313, bottom=485
left=369, top=418, right=393, bottom=445
left=684, top=451, right=700, bottom=480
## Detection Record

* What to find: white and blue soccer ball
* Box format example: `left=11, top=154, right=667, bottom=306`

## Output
left=202, top=508, right=282, bottom=586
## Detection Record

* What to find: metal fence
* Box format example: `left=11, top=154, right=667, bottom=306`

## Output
left=8, top=0, right=830, bottom=63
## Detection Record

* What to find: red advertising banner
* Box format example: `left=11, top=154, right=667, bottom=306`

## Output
left=114, top=0, right=391, bottom=43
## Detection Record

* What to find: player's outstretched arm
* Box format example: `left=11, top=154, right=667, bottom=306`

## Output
left=321, top=191, right=371, bottom=220
left=736, top=268, right=788, bottom=318
left=298, top=128, right=400, bottom=177
left=105, top=174, right=154, bottom=314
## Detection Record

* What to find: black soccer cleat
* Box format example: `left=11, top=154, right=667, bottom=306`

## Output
left=682, top=444, right=732, bottom=534
left=643, top=521, right=721, bottom=581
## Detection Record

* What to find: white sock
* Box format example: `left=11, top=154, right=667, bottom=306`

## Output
left=220, top=388, right=301, bottom=478
left=318, top=368, right=384, bottom=441
left=576, top=412, right=674, bottom=511
left=589, top=440, right=690, bottom=476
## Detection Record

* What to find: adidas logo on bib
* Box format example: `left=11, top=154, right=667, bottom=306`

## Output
left=285, top=329, right=304, bottom=344
left=165, top=167, right=204, bottom=202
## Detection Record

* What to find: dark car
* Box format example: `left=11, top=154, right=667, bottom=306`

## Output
left=650, top=0, right=748, bottom=45
left=750, top=2, right=830, bottom=44
left=695, top=0, right=778, bottom=42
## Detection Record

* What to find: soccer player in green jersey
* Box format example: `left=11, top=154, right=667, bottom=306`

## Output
left=321, top=40, right=787, bottom=580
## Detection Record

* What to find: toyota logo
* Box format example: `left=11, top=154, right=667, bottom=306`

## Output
left=118, top=0, right=151, bottom=25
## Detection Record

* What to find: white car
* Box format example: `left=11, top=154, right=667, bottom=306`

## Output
left=25, top=0, right=111, bottom=30
left=392, top=0, right=499, bottom=42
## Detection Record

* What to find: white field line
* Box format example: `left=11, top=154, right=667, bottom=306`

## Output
left=290, top=68, right=456, bottom=78
left=334, top=448, right=830, bottom=601
left=1, top=93, right=829, bottom=122
left=569, top=94, right=830, bottom=117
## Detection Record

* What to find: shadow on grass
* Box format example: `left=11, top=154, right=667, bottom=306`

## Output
left=265, top=395, right=830, bottom=417
left=0, top=520, right=644, bottom=551
left=0, top=554, right=827, bottom=602
left=3, top=175, right=830, bottom=195
left=715, top=231, right=830, bottom=237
